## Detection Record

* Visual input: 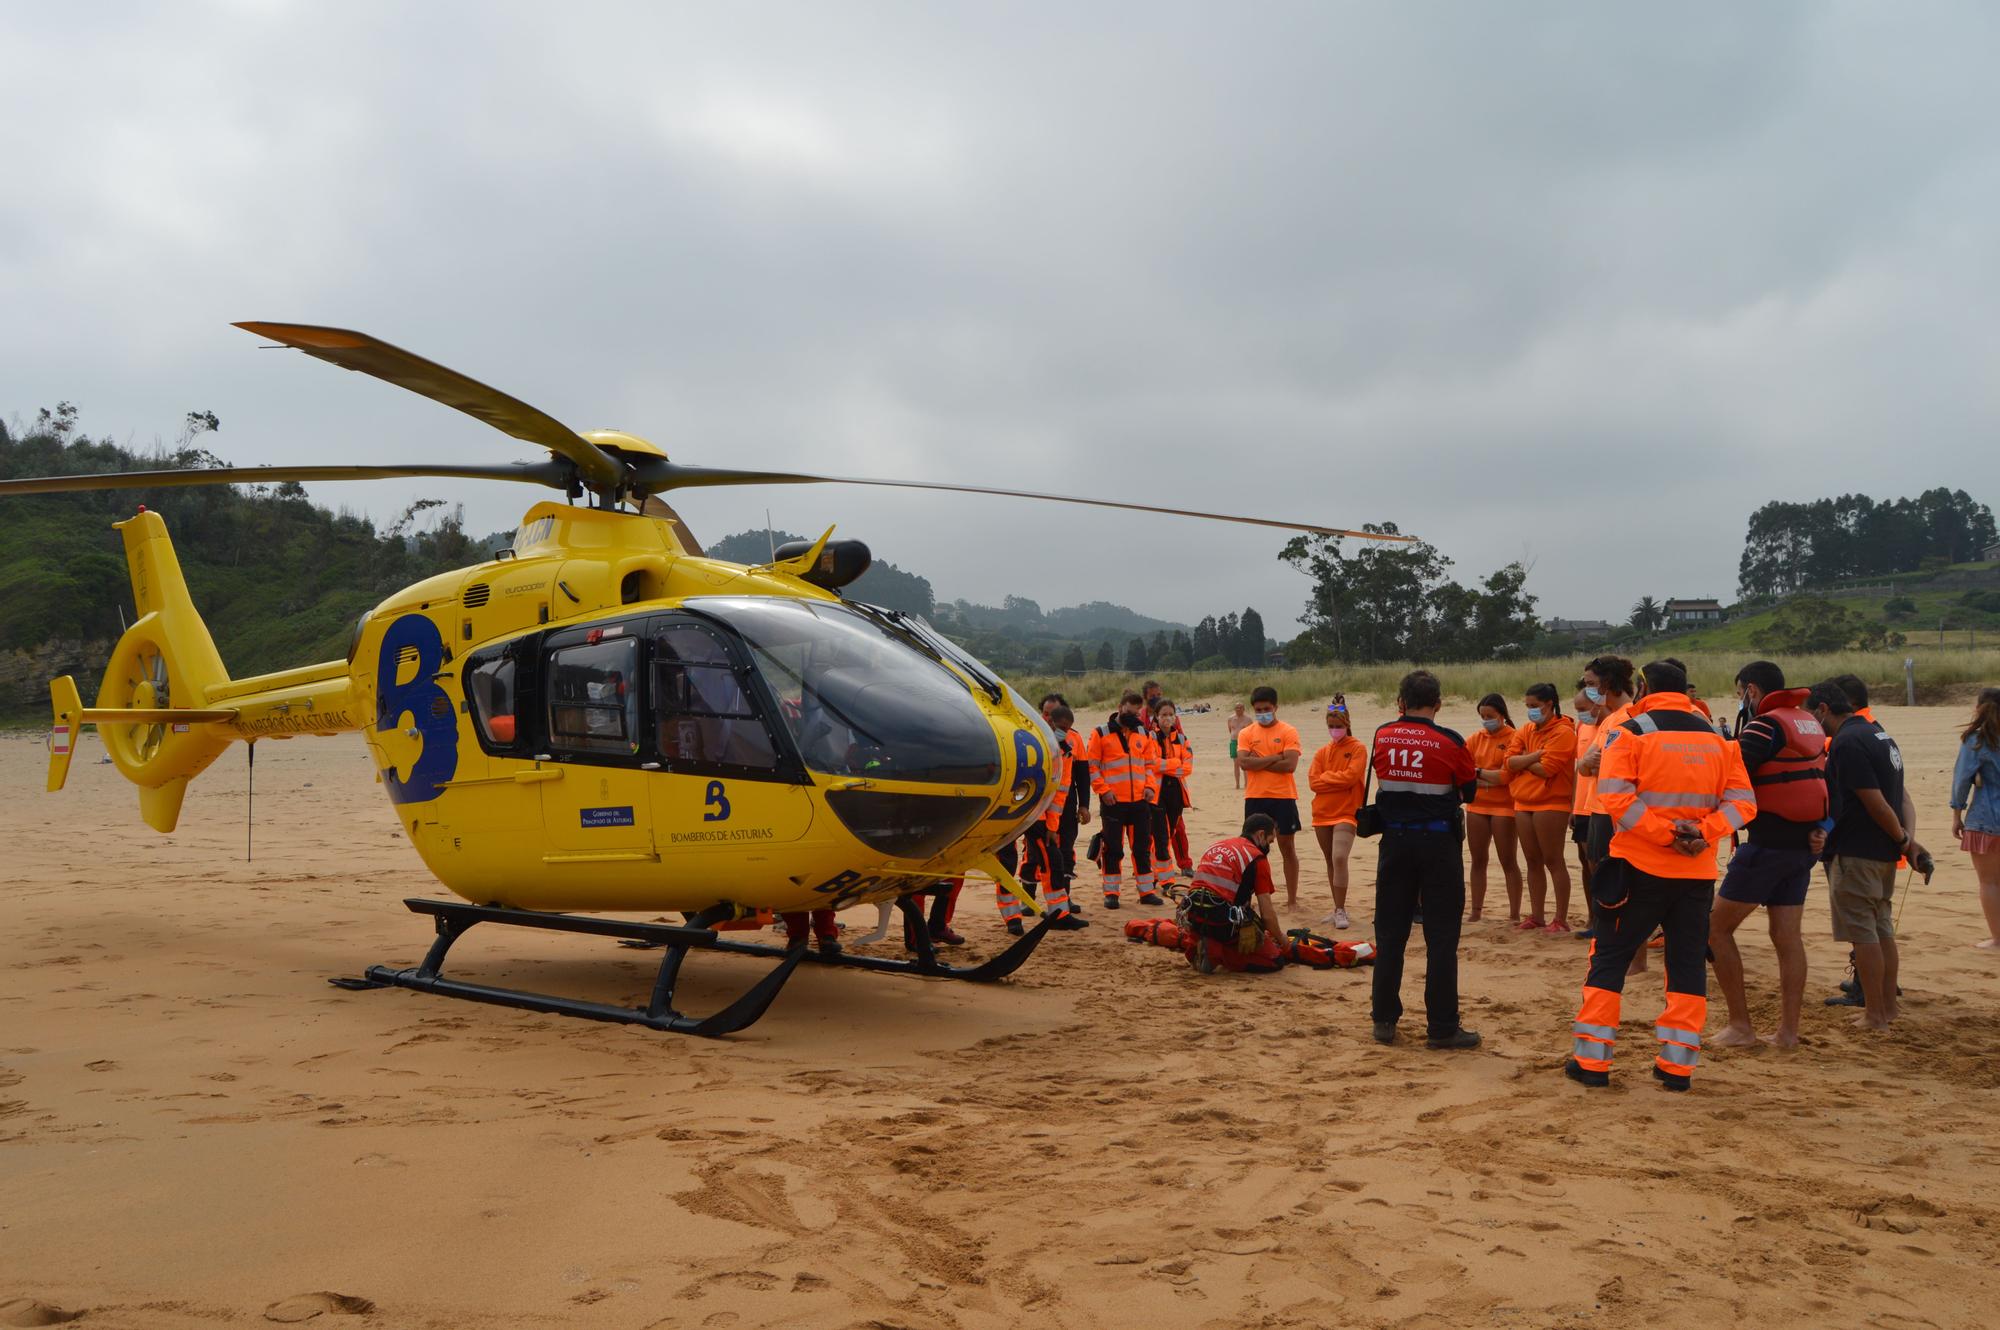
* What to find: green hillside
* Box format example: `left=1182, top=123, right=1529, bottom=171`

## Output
left=1650, top=564, right=2000, bottom=653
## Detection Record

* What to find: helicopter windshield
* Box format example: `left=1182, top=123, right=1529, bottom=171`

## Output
left=687, top=597, right=1002, bottom=786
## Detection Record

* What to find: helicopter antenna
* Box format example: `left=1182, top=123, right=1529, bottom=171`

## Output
left=245, top=740, right=254, bottom=863
left=765, top=508, right=776, bottom=561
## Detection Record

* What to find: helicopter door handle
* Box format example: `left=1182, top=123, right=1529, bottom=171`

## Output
left=832, top=778, right=874, bottom=791
left=641, top=762, right=662, bottom=770
left=513, top=768, right=562, bottom=785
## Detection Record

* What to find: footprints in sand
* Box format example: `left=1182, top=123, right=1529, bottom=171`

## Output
left=261, top=1291, right=375, bottom=1322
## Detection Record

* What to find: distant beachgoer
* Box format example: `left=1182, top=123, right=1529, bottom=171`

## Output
left=1951, top=688, right=2000, bottom=949
left=1228, top=703, right=1249, bottom=789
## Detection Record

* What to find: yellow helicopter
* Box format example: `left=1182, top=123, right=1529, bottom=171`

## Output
left=5, top=322, right=1406, bottom=1035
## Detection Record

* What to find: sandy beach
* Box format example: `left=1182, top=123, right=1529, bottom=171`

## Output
left=3, top=693, right=1996, bottom=1329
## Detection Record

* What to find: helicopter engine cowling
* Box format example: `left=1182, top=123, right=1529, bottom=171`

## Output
left=771, top=538, right=871, bottom=590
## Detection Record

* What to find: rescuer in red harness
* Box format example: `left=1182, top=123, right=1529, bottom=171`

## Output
left=1179, top=814, right=1289, bottom=971
left=1709, top=660, right=1829, bottom=1050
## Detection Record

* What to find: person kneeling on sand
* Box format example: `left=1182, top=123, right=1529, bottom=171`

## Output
left=1126, top=814, right=1377, bottom=973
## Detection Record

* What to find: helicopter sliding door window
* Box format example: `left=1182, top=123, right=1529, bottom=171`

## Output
left=463, top=646, right=523, bottom=751
left=545, top=634, right=643, bottom=758
left=650, top=619, right=786, bottom=776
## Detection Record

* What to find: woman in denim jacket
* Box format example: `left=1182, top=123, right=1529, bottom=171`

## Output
left=1949, top=687, right=2000, bottom=949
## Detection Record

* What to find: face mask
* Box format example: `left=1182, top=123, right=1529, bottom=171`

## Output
left=1255, top=711, right=1276, bottom=726
left=1584, top=686, right=1604, bottom=705
left=1327, top=726, right=1348, bottom=742
left=1526, top=707, right=1545, bottom=725
left=1119, top=712, right=1141, bottom=729
left=1481, top=717, right=1502, bottom=733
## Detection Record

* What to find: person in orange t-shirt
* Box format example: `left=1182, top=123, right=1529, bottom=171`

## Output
left=1499, top=682, right=1578, bottom=932
left=1465, top=692, right=1524, bottom=923
left=1237, top=685, right=1304, bottom=904
left=1307, top=694, right=1369, bottom=929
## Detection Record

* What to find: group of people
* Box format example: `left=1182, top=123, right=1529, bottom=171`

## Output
left=1154, top=661, right=1999, bottom=1094
left=781, top=661, right=2000, bottom=1094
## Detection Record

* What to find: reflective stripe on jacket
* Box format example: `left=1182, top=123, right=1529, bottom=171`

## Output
left=1597, top=692, right=1756, bottom=880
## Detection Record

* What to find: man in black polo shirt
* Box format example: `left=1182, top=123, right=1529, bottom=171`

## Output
left=1808, top=682, right=1927, bottom=1031
left=1369, top=669, right=1481, bottom=1050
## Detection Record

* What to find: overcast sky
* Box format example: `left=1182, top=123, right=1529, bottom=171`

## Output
left=4, top=3, right=1995, bottom=634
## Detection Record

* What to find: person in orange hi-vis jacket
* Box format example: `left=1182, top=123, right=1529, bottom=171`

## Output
left=1088, top=690, right=1162, bottom=908
left=1566, top=659, right=1756, bottom=1094
left=1001, top=704, right=1089, bottom=934
left=1308, top=695, right=1369, bottom=929
left=1149, top=700, right=1196, bottom=887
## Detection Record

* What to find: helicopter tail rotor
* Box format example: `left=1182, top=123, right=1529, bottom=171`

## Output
left=91, top=510, right=239, bottom=830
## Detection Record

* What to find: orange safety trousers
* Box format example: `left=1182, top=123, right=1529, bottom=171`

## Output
left=997, top=825, right=1073, bottom=921
left=1570, top=860, right=1712, bottom=1080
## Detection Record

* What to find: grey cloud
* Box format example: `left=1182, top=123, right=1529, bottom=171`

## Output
left=4, top=2, right=1995, bottom=634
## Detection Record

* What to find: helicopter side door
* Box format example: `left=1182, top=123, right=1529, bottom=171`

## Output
left=646, top=615, right=815, bottom=856
left=537, top=621, right=656, bottom=861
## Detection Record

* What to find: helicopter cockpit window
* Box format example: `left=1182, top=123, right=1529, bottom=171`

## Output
left=546, top=636, right=641, bottom=756
left=685, top=597, right=1001, bottom=786
left=464, top=649, right=521, bottom=749
left=651, top=621, right=781, bottom=773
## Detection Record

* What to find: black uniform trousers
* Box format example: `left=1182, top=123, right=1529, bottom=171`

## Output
left=1582, top=860, right=1712, bottom=1000
left=1371, top=827, right=1465, bottom=1037
left=1097, top=799, right=1154, bottom=884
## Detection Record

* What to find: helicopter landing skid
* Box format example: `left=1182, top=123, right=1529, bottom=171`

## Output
left=679, top=896, right=1056, bottom=982
left=329, top=898, right=804, bottom=1037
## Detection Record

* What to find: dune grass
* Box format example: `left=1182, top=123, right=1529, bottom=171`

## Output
left=1008, top=647, right=2000, bottom=714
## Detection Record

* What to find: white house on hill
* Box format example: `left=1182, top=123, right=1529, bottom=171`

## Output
left=1664, top=598, right=1727, bottom=625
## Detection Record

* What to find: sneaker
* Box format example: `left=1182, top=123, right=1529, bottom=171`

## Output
left=933, top=926, right=966, bottom=947
left=1425, top=1028, right=1482, bottom=1051
left=1334, top=908, right=1351, bottom=930
left=1103, top=896, right=1122, bottom=910
left=1652, top=1065, right=1691, bottom=1093
left=1575, top=927, right=1596, bottom=941
left=1005, top=919, right=1025, bottom=937
left=1544, top=919, right=1571, bottom=934
left=1050, top=913, right=1090, bottom=930
left=1371, top=1021, right=1398, bottom=1045
left=1563, top=1057, right=1609, bottom=1087
left=1514, top=918, right=1545, bottom=931
left=1138, top=892, right=1164, bottom=906
left=817, top=939, right=843, bottom=958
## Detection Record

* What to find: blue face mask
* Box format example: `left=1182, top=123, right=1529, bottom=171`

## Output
left=1481, top=717, right=1503, bottom=733
left=1584, top=686, right=1604, bottom=705
left=1255, top=711, right=1276, bottom=726
left=1526, top=707, right=1545, bottom=725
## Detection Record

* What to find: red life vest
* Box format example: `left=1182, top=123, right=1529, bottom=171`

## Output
left=1745, top=689, right=1829, bottom=823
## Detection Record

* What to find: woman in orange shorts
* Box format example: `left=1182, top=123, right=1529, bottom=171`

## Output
left=1307, top=695, right=1368, bottom=930
left=1465, top=692, right=1524, bottom=923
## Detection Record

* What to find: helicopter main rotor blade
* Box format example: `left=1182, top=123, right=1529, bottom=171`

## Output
left=0, top=461, right=573, bottom=497
left=635, top=462, right=1413, bottom=542
left=233, top=322, right=626, bottom=492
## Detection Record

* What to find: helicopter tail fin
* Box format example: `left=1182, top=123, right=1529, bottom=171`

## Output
left=80, top=510, right=238, bottom=832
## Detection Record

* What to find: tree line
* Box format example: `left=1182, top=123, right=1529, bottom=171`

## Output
left=1737, top=489, right=1995, bottom=597
left=1278, top=524, right=1541, bottom=664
